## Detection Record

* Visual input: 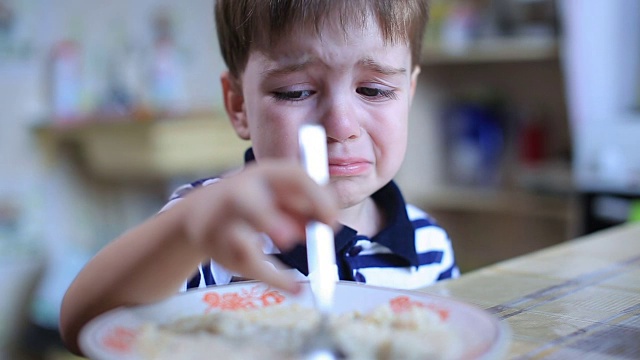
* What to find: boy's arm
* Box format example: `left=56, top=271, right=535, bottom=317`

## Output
left=59, top=161, right=338, bottom=355
left=59, top=204, right=203, bottom=355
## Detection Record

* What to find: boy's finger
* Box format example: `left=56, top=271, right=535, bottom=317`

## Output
left=212, top=222, right=300, bottom=294
left=267, top=170, right=339, bottom=224
left=241, top=254, right=302, bottom=295
left=238, top=161, right=338, bottom=225
left=227, top=179, right=302, bottom=241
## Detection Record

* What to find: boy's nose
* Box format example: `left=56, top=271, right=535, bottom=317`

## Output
left=321, top=100, right=361, bottom=143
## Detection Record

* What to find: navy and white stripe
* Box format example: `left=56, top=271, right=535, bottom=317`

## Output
left=164, top=148, right=459, bottom=291
left=330, top=201, right=459, bottom=289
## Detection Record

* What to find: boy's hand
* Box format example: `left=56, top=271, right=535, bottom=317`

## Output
left=179, top=160, right=339, bottom=293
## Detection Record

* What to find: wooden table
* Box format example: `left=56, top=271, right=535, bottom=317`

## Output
left=419, top=223, right=640, bottom=359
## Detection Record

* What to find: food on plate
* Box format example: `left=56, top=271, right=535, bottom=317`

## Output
left=136, top=301, right=462, bottom=360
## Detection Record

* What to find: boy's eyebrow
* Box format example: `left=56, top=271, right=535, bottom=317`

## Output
left=261, top=58, right=407, bottom=78
left=358, top=57, right=407, bottom=76
left=262, top=61, right=313, bottom=78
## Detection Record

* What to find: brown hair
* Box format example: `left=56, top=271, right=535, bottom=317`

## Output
left=215, top=0, right=429, bottom=79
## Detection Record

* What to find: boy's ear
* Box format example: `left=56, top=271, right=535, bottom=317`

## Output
left=409, top=66, right=421, bottom=102
left=221, top=71, right=250, bottom=140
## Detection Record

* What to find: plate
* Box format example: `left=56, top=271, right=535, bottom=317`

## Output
left=79, top=281, right=510, bottom=359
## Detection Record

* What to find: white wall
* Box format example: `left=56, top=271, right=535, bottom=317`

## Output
left=560, top=0, right=640, bottom=193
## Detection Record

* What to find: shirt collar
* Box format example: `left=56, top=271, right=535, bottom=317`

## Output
left=243, top=147, right=419, bottom=272
left=366, top=181, right=419, bottom=267
left=244, top=147, right=256, bottom=163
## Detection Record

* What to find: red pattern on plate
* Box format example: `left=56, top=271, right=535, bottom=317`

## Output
left=102, top=326, right=137, bottom=353
left=389, top=296, right=450, bottom=321
left=202, top=285, right=286, bottom=312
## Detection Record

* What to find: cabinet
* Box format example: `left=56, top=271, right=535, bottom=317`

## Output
left=401, top=31, right=576, bottom=272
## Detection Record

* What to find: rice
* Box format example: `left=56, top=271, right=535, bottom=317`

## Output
left=136, top=303, right=462, bottom=360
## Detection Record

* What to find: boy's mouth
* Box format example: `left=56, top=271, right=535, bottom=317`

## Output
left=328, top=158, right=371, bottom=177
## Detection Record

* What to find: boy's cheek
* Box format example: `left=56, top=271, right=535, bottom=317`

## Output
left=251, top=137, right=302, bottom=161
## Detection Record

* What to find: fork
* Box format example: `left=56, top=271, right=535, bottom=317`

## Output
left=301, top=311, right=344, bottom=360
left=298, top=125, right=344, bottom=359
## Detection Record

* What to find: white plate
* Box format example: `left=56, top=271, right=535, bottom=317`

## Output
left=79, top=281, right=509, bottom=359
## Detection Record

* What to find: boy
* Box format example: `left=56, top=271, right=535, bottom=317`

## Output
left=60, top=0, right=458, bottom=355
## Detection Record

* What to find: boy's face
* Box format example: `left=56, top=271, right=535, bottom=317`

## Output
left=223, top=17, right=420, bottom=209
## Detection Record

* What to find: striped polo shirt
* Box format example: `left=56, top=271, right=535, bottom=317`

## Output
left=163, top=149, right=459, bottom=291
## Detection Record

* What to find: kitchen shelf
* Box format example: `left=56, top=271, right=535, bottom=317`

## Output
left=422, top=37, right=559, bottom=65
left=410, top=29, right=576, bottom=270
left=415, top=186, right=576, bottom=272
left=34, top=111, right=248, bottom=181
left=416, top=186, right=573, bottom=221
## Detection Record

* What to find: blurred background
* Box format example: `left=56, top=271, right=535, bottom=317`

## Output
left=0, top=0, right=638, bottom=359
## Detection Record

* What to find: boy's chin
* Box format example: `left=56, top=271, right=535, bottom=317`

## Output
left=331, top=181, right=381, bottom=209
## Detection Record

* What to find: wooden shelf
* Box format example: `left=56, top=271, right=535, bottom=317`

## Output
left=422, top=37, right=559, bottom=65
left=34, top=111, right=249, bottom=181
left=416, top=186, right=573, bottom=221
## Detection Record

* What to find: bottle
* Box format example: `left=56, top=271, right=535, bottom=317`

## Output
left=49, top=40, right=83, bottom=122
left=148, top=11, right=187, bottom=114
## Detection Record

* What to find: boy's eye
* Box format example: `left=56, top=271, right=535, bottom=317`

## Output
left=272, top=90, right=314, bottom=102
left=356, top=87, right=397, bottom=100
